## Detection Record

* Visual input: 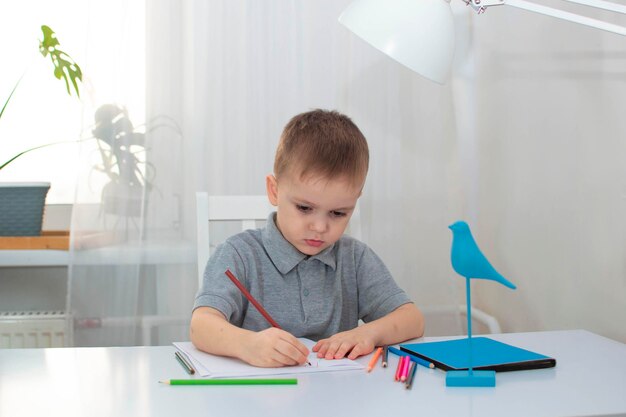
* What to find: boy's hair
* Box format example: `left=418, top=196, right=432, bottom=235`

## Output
left=274, top=109, right=369, bottom=188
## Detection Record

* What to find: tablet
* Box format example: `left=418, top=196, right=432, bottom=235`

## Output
left=400, top=337, right=556, bottom=372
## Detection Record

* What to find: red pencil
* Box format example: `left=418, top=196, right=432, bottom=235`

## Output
left=225, top=269, right=311, bottom=367
left=225, top=269, right=281, bottom=328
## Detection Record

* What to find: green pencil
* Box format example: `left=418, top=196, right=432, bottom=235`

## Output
left=159, top=378, right=298, bottom=385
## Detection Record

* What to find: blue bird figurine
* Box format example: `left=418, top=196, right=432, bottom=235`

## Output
left=446, top=220, right=516, bottom=388
left=449, top=221, right=516, bottom=289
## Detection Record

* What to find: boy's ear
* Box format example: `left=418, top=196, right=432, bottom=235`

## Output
left=266, top=174, right=279, bottom=206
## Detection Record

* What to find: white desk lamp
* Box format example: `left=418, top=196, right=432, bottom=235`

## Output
left=339, top=0, right=626, bottom=84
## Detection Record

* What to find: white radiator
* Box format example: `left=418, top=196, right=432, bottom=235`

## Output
left=0, top=311, right=70, bottom=348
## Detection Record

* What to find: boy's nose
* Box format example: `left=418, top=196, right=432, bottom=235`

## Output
left=309, top=217, right=328, bottom=233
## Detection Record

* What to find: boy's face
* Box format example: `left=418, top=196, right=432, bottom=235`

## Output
left=266, top=171, right=363, bottom=256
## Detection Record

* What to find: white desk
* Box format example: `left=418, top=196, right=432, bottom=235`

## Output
left=1, top=330, right=625, bottom=417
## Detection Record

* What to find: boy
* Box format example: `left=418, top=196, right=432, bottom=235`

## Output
left=191, top=109, right=424, bottom=367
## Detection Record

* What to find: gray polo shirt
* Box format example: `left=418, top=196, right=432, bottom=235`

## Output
left=194, top=212, right=411, bottom=341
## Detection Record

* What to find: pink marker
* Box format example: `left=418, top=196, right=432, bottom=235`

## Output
left=394, top=356, right=405, bottom=381
left=400, top=356, right=411, bottom=382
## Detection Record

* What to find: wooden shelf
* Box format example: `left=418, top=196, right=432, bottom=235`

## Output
left=0, top=231, right=70, bottom=250
left=0, top=230, right=129, bottom=251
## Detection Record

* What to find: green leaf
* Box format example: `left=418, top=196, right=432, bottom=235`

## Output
left=0, top=78, right=22, bottom=121
left=0, top=139, right=83, bottom=170
left=39, top=25, right=82, bottom=98
left=1, top=25, right=84, bottom=171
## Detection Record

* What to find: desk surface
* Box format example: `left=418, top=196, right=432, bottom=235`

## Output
left=1, top=330, right=625, bottom=417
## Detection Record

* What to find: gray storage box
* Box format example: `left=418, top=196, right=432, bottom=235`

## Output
left=0, top=182, right=50, bottom=236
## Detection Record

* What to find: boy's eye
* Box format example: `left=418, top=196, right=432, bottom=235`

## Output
left=331, top=211, right=347, bottom=218
left=296, top=204, right=312, bottom=213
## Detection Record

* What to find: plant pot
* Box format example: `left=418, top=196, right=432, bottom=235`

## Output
left=0, top=182, right=50, bottom=236
left=101, top=181, right=144, bottom=217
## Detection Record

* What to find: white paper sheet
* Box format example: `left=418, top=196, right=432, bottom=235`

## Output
left=173, top=338, right=364, bottom=378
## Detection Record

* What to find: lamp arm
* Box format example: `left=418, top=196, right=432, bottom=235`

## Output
left=468, top=0, right=626, bottom=36
left=560, top=0, right=626, bottom=14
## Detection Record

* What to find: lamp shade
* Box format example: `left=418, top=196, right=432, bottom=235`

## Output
left=339, top=0, right=455, bottom=84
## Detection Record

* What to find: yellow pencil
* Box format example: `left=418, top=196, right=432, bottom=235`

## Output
left=367, top=347, right=384, bottom=372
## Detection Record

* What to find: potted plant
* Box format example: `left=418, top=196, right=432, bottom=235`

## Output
left=91, top=103, right=154, bottom=222
left=0, top=25, right=82, bottom=236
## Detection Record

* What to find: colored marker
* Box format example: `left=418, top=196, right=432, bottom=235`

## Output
left=394, top=356, right=404, bottom=381
left=387, top=346, right=435, bottom=369
left=400, top=355, right=411, bottom=382
left=174, top=351, right=196, bottom=375
left=405, top=361, right=418, bottom=389
left=367, top=347, right=383, bottom=372
left=159, top=378, right=298, bottom=385
left=382, top=345, right=389, bottom=368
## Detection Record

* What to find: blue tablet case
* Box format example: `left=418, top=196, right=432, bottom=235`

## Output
left=400, top=337, right=556, bottom=372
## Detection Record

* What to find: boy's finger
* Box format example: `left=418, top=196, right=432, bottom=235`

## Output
left=347, top=344, right=366, bottom=360
left=314, top=341, right=328, bottom=358
left=283, top=334, right=309, bottom=355
left=273, top=349, right=299, bottom=366
left=333, top=341, right=354, bottom=359
left=281, top=336, right=310, bottom=363
left=324, top=341, right=341, bottom=359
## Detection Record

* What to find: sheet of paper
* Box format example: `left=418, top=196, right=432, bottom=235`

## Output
left=173, top=338, right=364, bottom=378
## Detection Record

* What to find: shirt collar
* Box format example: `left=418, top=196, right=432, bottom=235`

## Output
left=263, top=212, right=337, bottom=274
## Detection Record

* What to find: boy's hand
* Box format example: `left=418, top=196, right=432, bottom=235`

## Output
left=241, top=327, right=310, bottom=368
left=312, top=327, right=375, bottom=360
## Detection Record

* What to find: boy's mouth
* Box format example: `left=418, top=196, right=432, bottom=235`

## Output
left=304, top=239, right=323, bottom=248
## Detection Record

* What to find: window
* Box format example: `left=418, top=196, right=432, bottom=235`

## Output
left=0, top=1, right=145, bottom=204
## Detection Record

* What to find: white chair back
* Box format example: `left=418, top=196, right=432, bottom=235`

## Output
left=196, top=192, right=274, bottom=288
left=196, top=192, right=362, bottom=289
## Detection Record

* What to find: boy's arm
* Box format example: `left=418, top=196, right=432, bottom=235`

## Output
left=312, top=303, right=424, bottom=360
left=190, top=306, right=310, bottom=367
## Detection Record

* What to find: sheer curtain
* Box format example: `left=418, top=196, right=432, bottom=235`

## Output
left=67, top=0, right=466, bottom=346
left=68, top=0, right=195, bottom=346
left=67, top=0, right=626, bottom=347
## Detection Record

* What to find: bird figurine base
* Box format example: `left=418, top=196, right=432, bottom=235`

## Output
left=446, top=370, right=496, bottom=387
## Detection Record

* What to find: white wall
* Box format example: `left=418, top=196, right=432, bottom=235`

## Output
left=470, top=6, right=626, bottom=342
left=164, top=1, right=626, bottom=342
